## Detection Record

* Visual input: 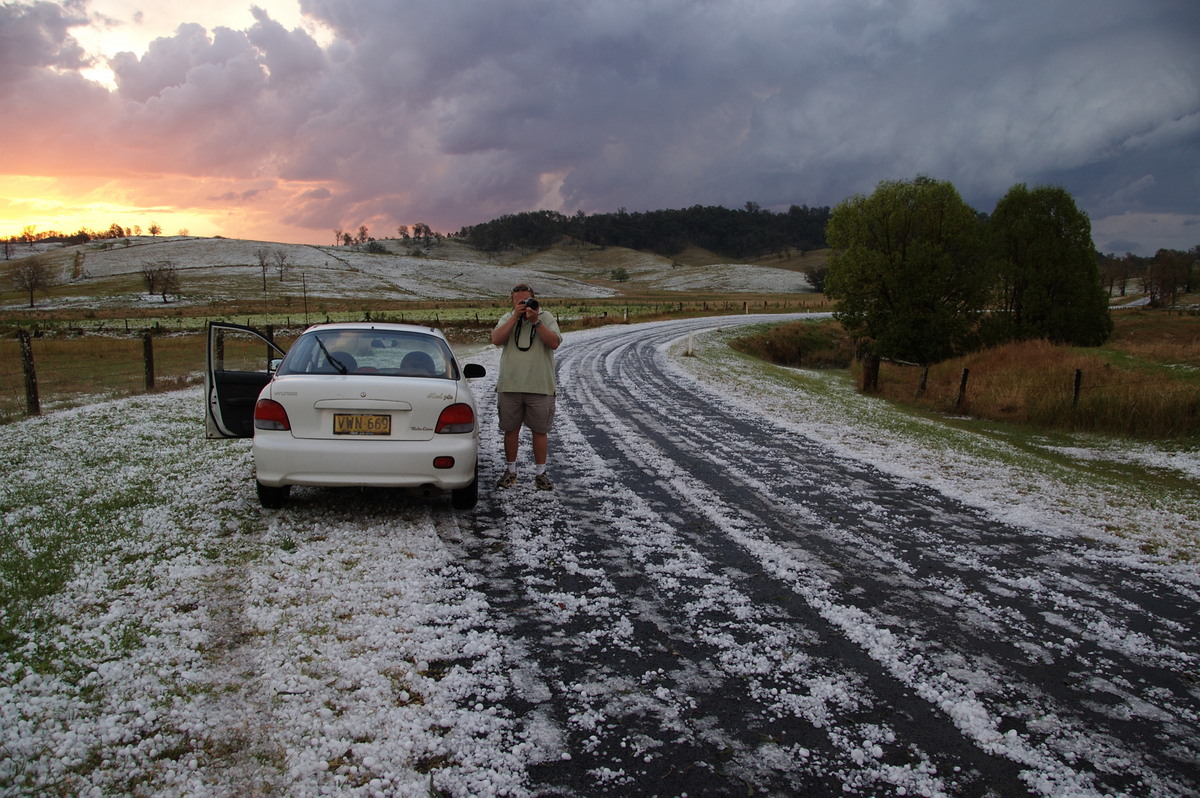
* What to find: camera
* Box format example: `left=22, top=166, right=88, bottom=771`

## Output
left=521, top=297, right=539, bottom=310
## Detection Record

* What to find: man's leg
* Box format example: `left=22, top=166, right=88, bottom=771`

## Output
left=532, top=431, right=548, bottom=465
left=504, top=428, right=521, bottom=463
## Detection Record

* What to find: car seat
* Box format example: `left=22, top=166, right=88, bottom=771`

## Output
left=400, top=350, right=438, bottom=376
left=319, top=350, right=357, bottom=373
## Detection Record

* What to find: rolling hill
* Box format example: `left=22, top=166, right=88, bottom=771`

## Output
left=1, top=235, right=823, bottom=313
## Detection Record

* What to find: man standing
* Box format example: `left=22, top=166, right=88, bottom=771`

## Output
left=491, top=283, right=563, bottom=490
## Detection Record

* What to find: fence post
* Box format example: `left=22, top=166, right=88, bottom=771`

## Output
left=1072, top=369, right=1083, bottom=408
left=143, top=331, right=155, bottom=392
left=956, top=368, right=970, bottom=410
left=18, top=330, right=40, bottom=417
left=266, top=324, right=275, bottom=369
left=916, top=365, right=929, bottom=398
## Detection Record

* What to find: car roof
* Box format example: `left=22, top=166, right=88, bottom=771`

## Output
left=300, top=322, right=446, bottom=339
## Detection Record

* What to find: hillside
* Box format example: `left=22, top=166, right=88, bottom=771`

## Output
left=1, top=235, right=820, bottom=313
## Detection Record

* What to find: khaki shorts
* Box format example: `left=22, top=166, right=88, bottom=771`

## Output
left=498, top=392, right=556, bottom=434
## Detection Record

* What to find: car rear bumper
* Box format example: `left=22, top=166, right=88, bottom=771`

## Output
left=253, top=432, right=479, bottom=489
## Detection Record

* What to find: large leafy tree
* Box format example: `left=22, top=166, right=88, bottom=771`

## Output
left=987, top=184, right=1112, bottom=346
left=825, top=177, right=989, bottom=382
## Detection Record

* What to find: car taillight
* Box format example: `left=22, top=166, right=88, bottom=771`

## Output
left=435, top=403, right=474, bottom=434
left=254, top=399, right=291, bottom=431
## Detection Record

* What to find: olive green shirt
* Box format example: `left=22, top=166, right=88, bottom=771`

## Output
left=494, top=309, right=562, bottom=395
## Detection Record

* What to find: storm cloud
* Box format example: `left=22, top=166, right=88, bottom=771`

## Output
left=2, top=0, right=1197, bottom=252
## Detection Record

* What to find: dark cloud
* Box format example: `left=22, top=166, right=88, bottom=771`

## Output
left=0, top=1, right=89, bottom=91
left=1, top=0, right=1197, bottom=252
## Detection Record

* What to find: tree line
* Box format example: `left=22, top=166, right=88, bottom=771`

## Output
left=824, top=176, right=1198, bottom=391
left=1098, top=248, right=1198, bottom=308
left=4, top=222, right=174, bottom=257
left=455, top=203, right=832, bottom=259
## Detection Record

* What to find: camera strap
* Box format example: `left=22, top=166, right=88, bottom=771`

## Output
left=513, top=316, right=538, bottom=351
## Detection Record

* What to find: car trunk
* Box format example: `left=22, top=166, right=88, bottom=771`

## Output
left=267, top=374, right=459, bottom=442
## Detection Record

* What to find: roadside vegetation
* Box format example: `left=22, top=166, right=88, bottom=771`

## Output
left=733, top=310, right=1200, bottom=439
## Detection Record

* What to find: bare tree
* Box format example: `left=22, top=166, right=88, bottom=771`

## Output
left=273, top=249, right=289, bottom=281
left=333, top=226, right=344, bottom=246
left=254, top=247, right=271, bottom=290
left=357, top=225, right=369, bottom=244
left=14, top=254, right=54, bottom=307
left=157, top=263, right=180, bottom=302
left=148, top=222, right=162, bottom=236
left=141, top=262, right=160, bottom=294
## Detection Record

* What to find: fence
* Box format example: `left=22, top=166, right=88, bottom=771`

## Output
left=1, top=329, right=225, bottom=424
left=878, top=358, right=1200, bottom=438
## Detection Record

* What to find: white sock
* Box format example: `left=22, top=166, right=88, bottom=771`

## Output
left=506, top=462, right=517, bottom=473
left=536, top=464, right=547, bottom=476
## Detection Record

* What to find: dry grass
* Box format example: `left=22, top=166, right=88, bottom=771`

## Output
left=733, top=310, right=1200, bottom=439
left=864, top=313, right=1200, bottom=439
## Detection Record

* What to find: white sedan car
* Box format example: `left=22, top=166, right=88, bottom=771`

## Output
left=206, top=321, right=486, bottom=509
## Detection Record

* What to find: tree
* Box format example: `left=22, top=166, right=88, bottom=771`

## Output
left=273, top=249, right=289, bottom=281
left=157, top=263, right=180, bottom=302
left=1143, top=248, right=1193, bottom=308
left=254, top=247, right=271, bottom=290
left=141, top=262, right=160, bottom=294
left=987, top=184, right=1111, bottom=346
left=803, top=264, right=828, bottom=293
left=14, top=254, right=54, bottom=307
left=825, top=176, right=988, bottom=389
left=148, top=222, right=162, bottom=237
left=333, top=227, right=344, bottom=246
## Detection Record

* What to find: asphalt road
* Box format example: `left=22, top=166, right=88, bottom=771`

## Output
left=461, top=315, right=1200, bottom=797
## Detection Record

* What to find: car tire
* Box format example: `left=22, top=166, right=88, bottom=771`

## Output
left=450, top=469, right=478, bottom=510
left=257, top=480, right=291, bottom=509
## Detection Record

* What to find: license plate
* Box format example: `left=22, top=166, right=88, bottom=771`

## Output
left=333, top=413, right=391, bottom=435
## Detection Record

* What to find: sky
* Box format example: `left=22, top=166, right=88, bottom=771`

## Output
left=1, top=0, right=1197, bottom=255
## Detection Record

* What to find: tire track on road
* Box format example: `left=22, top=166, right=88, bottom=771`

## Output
left=461, top=316, right=1199, bottom=797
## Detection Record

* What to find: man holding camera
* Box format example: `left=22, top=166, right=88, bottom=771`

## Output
left=491, top=283, right=563, bottom=490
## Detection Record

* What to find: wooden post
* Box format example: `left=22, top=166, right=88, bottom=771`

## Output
left=266, top=324, right=275, bottom=369
left=861, top=353, right=881, bottom=393
left=143, top=332, right=155, bottom=392
left=956, top=368, right=970, bottom=410
left=18, top=330, right=40, bottom=416
left=916, top=365, right=929, bottom=398
left=1072, top=369, right=1083, bottom=408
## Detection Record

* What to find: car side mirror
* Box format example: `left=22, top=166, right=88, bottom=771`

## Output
left=463, top=363, right=486, bottom=379
left=268, top=358, right=283, bottom=373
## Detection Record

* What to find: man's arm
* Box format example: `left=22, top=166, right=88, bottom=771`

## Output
left=534, top=316, right=562, bottom=350
left=491, top=312, right=518, bottom=346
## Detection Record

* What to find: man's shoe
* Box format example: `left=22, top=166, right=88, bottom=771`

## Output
left=534, top=473, right=554, bottom=491
left=496, top=471, right=518, bottom=488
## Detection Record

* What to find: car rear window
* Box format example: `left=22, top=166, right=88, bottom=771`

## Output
left=278, top=330, right=456, bottom=378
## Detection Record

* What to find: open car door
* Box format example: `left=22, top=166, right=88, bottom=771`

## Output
left=206, top=322, right=287, bottom=439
